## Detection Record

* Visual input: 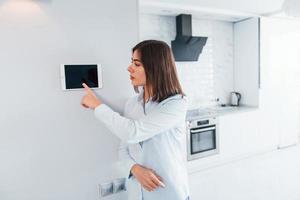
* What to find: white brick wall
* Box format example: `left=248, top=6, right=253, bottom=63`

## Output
left=139, top=14, right=234, bottom=109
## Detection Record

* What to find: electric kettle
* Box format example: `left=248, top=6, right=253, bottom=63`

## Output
left=230, top=92, right=241, bottom=106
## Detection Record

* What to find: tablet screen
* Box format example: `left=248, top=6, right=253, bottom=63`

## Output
left=64, top=64, right=99, bottom=89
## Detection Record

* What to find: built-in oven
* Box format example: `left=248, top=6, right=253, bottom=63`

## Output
left=186, top=117, right=219, bottom=161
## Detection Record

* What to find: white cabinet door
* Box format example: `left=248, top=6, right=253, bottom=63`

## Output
left=218, top=110, right=277, bottom=158
left=233, top=17, right=260, bottom=107
left=260, top=17, right=300, bottom=148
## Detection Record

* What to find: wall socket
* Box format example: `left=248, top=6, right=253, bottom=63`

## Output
left=99, top=182, right=113, bottom=197
left=99, top=178, right=126, bottom=198
left=113, top=178, right=126, bottom=193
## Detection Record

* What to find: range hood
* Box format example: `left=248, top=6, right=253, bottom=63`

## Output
left=171, top=14, right=207, bottom=62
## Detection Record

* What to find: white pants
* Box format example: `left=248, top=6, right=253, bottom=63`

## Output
left=126, top=178, right=142, bottom=200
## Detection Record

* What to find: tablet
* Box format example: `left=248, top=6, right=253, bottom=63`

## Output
left=60, top=64, right=103, bottom=90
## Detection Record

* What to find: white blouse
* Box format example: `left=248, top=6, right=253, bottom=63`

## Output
left=94, top=92, right=189, bottom=200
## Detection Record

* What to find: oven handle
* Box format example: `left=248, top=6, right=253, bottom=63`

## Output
left=190, top=126, right=216, bottom=133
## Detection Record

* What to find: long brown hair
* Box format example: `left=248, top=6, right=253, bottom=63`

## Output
left=132, top=40, right=185, bottom=102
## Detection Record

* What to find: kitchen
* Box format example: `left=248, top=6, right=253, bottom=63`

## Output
left=139, top=1, right=300, bottom=199
left=0, top=0, right=300, bottom=200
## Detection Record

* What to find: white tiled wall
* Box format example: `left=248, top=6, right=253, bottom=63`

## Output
left=139, top=14, right=234, bottom=109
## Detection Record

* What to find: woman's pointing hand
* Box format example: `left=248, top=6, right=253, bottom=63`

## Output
left=81, top=83, right=101, bottom=109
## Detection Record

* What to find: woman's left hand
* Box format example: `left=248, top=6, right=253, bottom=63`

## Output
left=81, top=83, right=101, bottom=109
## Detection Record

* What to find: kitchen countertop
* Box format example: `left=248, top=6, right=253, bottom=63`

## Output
left=186, top=105, right=258, bottom=121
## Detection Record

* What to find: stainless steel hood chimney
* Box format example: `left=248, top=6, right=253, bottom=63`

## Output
left=171, top=14, right=207, bottom=62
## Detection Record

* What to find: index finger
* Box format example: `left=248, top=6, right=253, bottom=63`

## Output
left=82, top=83, right=93, bottom=93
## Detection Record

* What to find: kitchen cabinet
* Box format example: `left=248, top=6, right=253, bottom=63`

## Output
left=187, top=108, right=278, bottom=174
left=260, top=17, right=300, bottom=148
left=187, top=16, right=300, bottom=174
left=188, top=110, right=280, bottom=200
left=233, top=16, right=300, bottom=150
left=218, top=110, right=277, bottom=157
left=233, top=17, right=260, bottom=107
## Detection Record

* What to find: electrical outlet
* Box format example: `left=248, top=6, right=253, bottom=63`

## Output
left=113, top=178, right=126, bottom=193
left=99, top=182, right=113, bottom=197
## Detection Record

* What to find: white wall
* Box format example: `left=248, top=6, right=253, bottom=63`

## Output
left=0, top=1, right=138, bottom=200
left=139, top=14, right=234, bottom=109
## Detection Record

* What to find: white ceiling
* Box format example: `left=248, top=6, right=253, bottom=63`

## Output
left=139, top=0, right=286, bottom=21
left=140, top=0, right=285, bottom=14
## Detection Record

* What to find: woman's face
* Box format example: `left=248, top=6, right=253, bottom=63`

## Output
left=128, top=50, right=146, bottom=86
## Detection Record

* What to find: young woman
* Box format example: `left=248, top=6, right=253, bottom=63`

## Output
left=81, top=40, right=190, bottom=200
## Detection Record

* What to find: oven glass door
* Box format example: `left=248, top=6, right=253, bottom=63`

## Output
left=190, top=126, right=216, bottom=154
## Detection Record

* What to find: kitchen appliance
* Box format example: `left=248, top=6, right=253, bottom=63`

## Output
left=171, top=14, right=207, bottom=61
left=230, top=92, right=241, bottom=106
left=186, top=115, right=219, bottom=161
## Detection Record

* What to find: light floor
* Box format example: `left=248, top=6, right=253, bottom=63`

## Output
left=189, top=144, right=300, bottom=200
